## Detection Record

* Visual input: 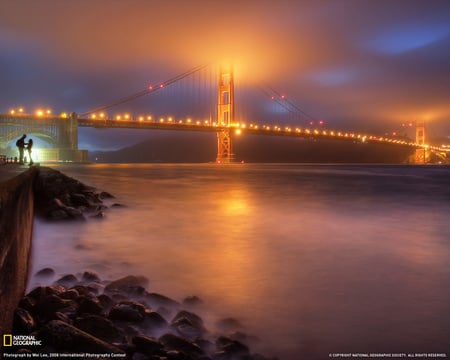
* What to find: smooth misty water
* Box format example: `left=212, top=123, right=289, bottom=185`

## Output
left=29, top=164, right=450, bottom=359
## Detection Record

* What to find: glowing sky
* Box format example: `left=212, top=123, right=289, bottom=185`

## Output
left=1, top=0, right=450, bottom=149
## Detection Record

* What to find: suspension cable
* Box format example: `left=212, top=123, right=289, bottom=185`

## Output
left=79, top=64, right=210, bottom=117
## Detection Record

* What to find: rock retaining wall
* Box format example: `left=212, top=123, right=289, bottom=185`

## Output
left=0, top=167, right=38, bottom=335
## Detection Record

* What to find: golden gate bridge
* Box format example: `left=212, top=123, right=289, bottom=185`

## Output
left=0, top=64, right=447, bottom=164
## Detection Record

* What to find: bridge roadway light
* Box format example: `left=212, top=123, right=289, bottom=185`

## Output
left=36, top=109, right=44, bottom=117
left=10, top=109, right=15, bottom=115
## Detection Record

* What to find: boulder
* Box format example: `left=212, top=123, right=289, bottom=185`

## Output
left=109, top=302, right=147, bottom=322
left=38, top=320, right=124, bottom=354
left=35, top=268, right=55, bottom=278
left=159, top=333, right=204, bottom=357
left=81, top=271, right=101, bottom=282
left=132, top=335, right=164, bottom=355
left=56, top=274, right=78, bottom=287
left=144, top=311, right=168, bottom=333
left=145, top=293, right=180, bottom=309
left=76, top=295, right=103, bottom=315
left=13, top=308, right=35, bottom=334
left=105, top=275, right=149, bottom=293
left=74, top=315, right=122, bottom=342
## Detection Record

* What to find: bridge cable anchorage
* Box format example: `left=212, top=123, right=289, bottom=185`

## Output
left=260, top=85, right=318, bottom=125
left=79, top=63, right=210, bottom=117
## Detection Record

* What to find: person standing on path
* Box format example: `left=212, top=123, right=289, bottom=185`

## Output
left=16, top=134, right=26, bottom=165
left=26, top=138, right=34, bottom=165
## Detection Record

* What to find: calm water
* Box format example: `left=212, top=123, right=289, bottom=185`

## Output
left=29, top=164, right=450, bottom=359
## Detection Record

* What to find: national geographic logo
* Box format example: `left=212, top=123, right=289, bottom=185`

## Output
left=3, top=335, right=12, bottom=347
left=2, top=335, right=42, bottom=347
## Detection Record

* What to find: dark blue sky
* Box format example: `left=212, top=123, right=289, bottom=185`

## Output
left=1, top=0, right=450, bottom=150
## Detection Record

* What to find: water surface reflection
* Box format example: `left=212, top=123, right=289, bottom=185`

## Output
left=30, top=164, right=450, bottom=358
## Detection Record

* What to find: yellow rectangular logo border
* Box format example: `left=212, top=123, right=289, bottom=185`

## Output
left=3, top=334, right=12, bottom=347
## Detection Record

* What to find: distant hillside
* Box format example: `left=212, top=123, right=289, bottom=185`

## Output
left=90, top=132, right=415, bottom=163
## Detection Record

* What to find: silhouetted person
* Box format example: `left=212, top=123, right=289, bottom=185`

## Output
left=26, top=138, right=34, bottom=165
left=16, top=134, right=26, bottom=164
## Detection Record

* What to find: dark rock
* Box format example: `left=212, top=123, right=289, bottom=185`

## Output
left=132, top=335, right=164, bottom=355
left=216, top=337, right=249, bottom=356
left=34, top=294, right=75, bottom=320
left=49, top=199, right=85, bottom=221
left=76, top=295, right=103, bottom=315
left=144, top=311, right=169, bottom=333
left=74, top=315, right=121, bottom=342
left=145, top=293, right=180, bottom=309
left=105, top=275, right=149, bottom=293
left=60, top=289, right=80, bottom=300
left=70, top=285, right=90, bottom=296
left=171, top=317, right=203, bottom=340
left=15, top=349, right=33, bottom=355
left=195, top=338, right=215, bottom=355
left=35, top=268, right=55, bottom=278
left=121, top=325, right=143, bottom=338
left=13, top=308, right=35, bottom=334
left=112, top=203, right=125, bottom=207
left=70, top=193, right=90, bottom=207
left=215, top=337, right=232, bottom=350
left=172, top=310, right=205, bottom=333
left=27, top=285, right=65, bottom=302
left=82, top=271, right=101, bottom=282
left=229, top=332, right=260, bottom=345
left=131, top=352, right=149, bottom=360
left=48, top=208, right=70, bottom=220
left=166, top=350, right=196, bottom=360
left=38, top=320, right=124, bottom=354
left=54, top=312, right=71, bottom=324
left=159, top=333, right=204, bottom=357
left=83, top=191, right=102, bottom=204
left=253, top=354, right=278, bottom=360
left=34, top=167, right=114, bottom=221
left=18, top=296, right=35, bottom=312
left=97, top=294, right=116, bottom=311
left=100, top=191, right=115, bottom=199
left=56, top=274, right=78, bottom=286
left=109, top=302, right=146, bottom=322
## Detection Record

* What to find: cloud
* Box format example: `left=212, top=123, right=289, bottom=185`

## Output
left=0, top=0, right=449, bottom=147
left=364, top=24, right=450, bottom=54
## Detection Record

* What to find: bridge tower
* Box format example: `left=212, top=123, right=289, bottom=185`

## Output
left=415, top=120, right=427, bottom=164
left=216, top=65, right=235, bottom=163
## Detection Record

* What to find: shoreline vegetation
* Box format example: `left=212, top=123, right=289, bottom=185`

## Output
left=5, top=167, right=277, bottom=359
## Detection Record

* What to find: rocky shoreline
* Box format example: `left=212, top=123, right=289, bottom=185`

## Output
left=9, top=271, right=277, bottom=360
left=5, top=167, right=277, bottom=359
left=34, top=167, right=120, bottom=221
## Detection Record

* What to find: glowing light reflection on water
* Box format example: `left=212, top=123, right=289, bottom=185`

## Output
left=29, top=164, right=450, bottom=358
